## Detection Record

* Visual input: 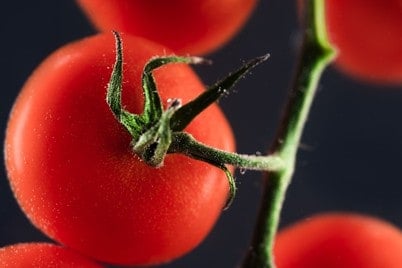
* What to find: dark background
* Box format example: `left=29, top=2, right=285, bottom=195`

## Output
left=1, top=1, right=401, bottom=267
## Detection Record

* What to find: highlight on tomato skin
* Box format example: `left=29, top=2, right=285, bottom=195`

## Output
left=0, top=243, right=103, bottom=267
left=298, top=0, right=402, bottom=85
left=76, top=0, right=257, bottom=55
left=274, top=212, right=402, bottom=268
left=4, top=33, right=235, bottom=266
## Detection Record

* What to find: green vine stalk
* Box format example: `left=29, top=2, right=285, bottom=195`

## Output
left=241, top=0, right=336, bottom=267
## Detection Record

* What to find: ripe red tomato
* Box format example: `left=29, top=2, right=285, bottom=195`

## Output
left=4, top=33, right=234, bottom=265
left=76, top=0, right=257, bottom=55
left=0, top=243, right=102, bottom=267
left=298, top=0, right=402, bottom=84
left=274, top=212, right=402, bottom=268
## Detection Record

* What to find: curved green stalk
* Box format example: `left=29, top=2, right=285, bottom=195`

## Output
left=169, top=132, right=284, bottom=172
left=241, top=0, right=337, bottom=267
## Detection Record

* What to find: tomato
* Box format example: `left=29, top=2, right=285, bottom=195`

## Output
left=274, top=212, right=402, bottom=268
left=0, top=243, right=102, bottom=267
left=298, top=0, right=402, bottom=84
left=4, top=33, right=235, bottom=265
left=76, top=0, right=257, bottom=55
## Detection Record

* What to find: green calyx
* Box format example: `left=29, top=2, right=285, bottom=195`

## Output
left=107, top=31, right=284, bottom=208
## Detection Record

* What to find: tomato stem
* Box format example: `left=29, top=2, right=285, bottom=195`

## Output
left=132, top=99, right=181, bottom=167
left=241, top=0, right=336, bottom=267
left=169, top=132, right=284, bottom=172
left=107, top=35, right=284, bottom=207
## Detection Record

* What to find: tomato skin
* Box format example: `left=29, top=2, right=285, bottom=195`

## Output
left=274, top=212, right=402, bottom=268
left=76, top=0, right=257, bottom=55
left=299, top=0, right=402, bottom=84
left=4, top=33, right=234, bottom=265
left=0, top=243, right=102, bottom=267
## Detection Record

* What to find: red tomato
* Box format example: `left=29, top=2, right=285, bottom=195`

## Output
left=298, top=0, right=402, bottom=84
left=274, top=212, right=402, bottom=268
left=0, top=243, right=102, bottom=267
left=4, top=33, right=234, bottom=265
left=76, top=0, right=257, bottom=55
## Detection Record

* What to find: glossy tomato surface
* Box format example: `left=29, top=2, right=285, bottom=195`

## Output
left=0, top=243, right=102, bottom=267
left=274, top=212, right=402, bottom=268
left=4, top=33, right=234, bottom=265
left=299, top=0, right=402, bottom=84
left=76, top=0, right=257, bottom=55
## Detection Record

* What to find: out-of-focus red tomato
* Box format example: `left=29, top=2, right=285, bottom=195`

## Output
left=0, top=243, right=102, bottom=267
left=76, top=0, right=257, bottom=55
left=274, top=212, right=402, bottom=268
left=298, top=0, right=402, bottom=84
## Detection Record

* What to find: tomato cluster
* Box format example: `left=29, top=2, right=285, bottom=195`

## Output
left=2, top=0, right=402, bottom=267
